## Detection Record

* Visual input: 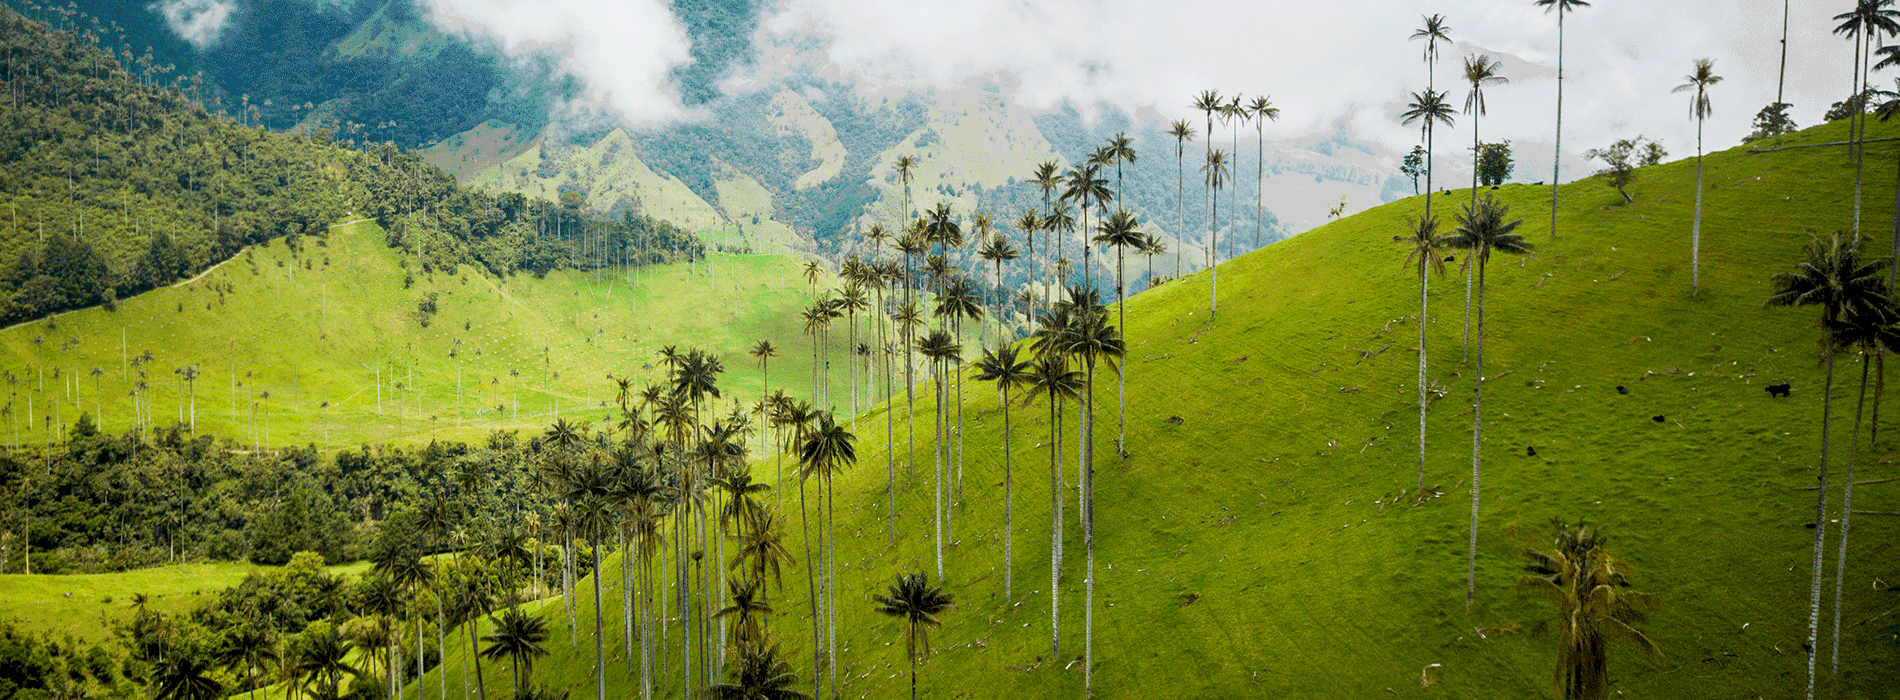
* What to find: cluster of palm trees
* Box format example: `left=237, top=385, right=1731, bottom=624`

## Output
left=1187, top=91, right=1279, bottom=318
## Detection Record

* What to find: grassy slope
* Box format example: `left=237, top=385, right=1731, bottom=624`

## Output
left=0, top=221, right=860, bottom=448
left=0, top=560, right=370, bottom=643
left=411, top=118, right=1900, bottom=700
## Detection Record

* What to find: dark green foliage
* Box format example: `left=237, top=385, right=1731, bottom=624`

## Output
left=1583, top=137, right=1655, bottom=204
left=668, top=0, right=766, bottom=106
left=1744, top=102, right=1799, bottom=142
left=1824, top=88, right=1880, bottom=122
left=1400, top=146, right=1425, bottom=194
left=1476, top=141, right=1514, bottom=187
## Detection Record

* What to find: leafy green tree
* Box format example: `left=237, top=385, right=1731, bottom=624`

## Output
left=1444, top=196, right=1534, bottom=607
left=1535, top=0, right=1590, bottom=241
left=1402, top=214, right=1447, bottom=489
left=1766, top=231, right=1889, bottom=700
left=1476, top=141, right=1514, bottom=186
left=1583, top=138, right=1652, bottom=204
left=1517, top=520, right=1660, bottom=700
left=480, top=607, right=549, bottom=698
left=1744, top=102, right=1798, bottom=143
left=1400, top=146, right=1425, bottom=195
left=1673, top=59, right=1723, bottom=296
left=871, top=573, right=953, bottom=700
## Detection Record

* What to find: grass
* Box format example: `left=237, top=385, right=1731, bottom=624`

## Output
left=404, top=117, right=1900, bottom=699
left=0, top=560, right=370, bottom=644
left=0, top=219, right=866, bottom=449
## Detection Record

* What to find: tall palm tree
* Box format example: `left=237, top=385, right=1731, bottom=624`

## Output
left=418, top=497, right=456, bottom=700
left=1834, top=0, right=1900, bottom=242
left=704, top=641, right=806, bottom=700
left=1094, top=209, right=1143, bottom=460
left=871, top=573, right=953, bottom=700
left=894, top=154, right=918, bottom=222
left=292, top=628, right=358, bottom=700
left=1193, top=91, right=1222, bottom=271
left=1249, top=96, right=1280, bottom=250
left=1401, top=89, right=1457, bottom=222
left=1051, top=292, right=1123, bottom=698
left=1536, top=0, right=1590, bottom=240
left=1107, top=133, right=1137, bottom=214
left=891, top=299, right=924, bottom=483
left=915, top=330, right=961, bottom=581
left=447, top=573, right=493, bottom=700
left=1168, top=120, right=1196, bottom=279
left=1516, top=520, right=1660, bottom=700
left=730, top=507, right=794, bottom=593
left=1460, top=55, right=1507, bottom=361
left=1823, top=297, right=1899, bottom=675
left=972, top=344, right=1032, bottom=600
left=563, top=461, right=613, bottom=700
left=979, top=235, right=1019, bottom=341
left=480, top=607, right=550, bottom=698
left=1403, top=214, right=1447, bottom=490
left=1032, top=161, right=1064, bottom=302
left=218, top=625, right=279, bottom=700
left=1444, top=195, right=1534, bottom=608
left=1061, top=164, right=1112, bottom=291
left=375, top=549, right=433, bottom=700
left=1766, top=231, right=1889, bottom=700
left=936, top=279, right=984, bottom=510
left=1201, top=150, right=1230, bottom=319
left=1014, top=209, right=1043, bottom=316
left=1673, top=59, right=1723, bottom=296
left=1412, top=14, right=1453, bottom=96
left=749, top=341, right=778, bottom=457
left=1022, top=350, right=1081, bottom=660
left=713, top=579, right=773, bottom=648
left=797, top=412, right=855, bottom=700
left=1138, top=232, right=1166, bottom=287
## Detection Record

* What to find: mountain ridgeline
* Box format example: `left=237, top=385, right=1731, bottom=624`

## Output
left=0, top=4, right=704, bottom=326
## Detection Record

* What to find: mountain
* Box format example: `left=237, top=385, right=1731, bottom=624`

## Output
left=406, top=116, right=1899, bottom=698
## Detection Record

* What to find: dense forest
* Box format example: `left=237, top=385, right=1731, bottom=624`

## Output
left=0, top=4, right=704, bottom=327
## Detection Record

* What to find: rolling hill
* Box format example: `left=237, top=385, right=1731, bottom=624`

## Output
left=406, top=117, right=1900, bottom=699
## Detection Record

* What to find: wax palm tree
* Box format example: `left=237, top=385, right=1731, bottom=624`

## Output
left=1412, top=14, right=1452, bottom=92
left=1401, top=89, right=1457, bottom=221
left=1201, top=150, right=1230, bottom=319
left=936, top=279, right=984, bottom=510
left=972, top=344, right=1032, bottom=600
left=713, top=579, right=773, bottom=647
left=1015, top=209, right=1044, bottom=315
left=1050, top=293, right=1123, bottom=698
left=447, top=573, right=494, bottom=700
left=872, top=573, right=953, bottom=700
left=1673, top=59, right=1723, bottom=296
left=1021, top=352, right=1081, bottom=659
left=977, top=235, right=1019, bottom=340
left=1044, top=203, right=1077, bottom=295
left=798, top=411, right=855, bottom=700
left=892, top=299, right=925, bottom=484
left=1536, top=0, right=1590, bottom=241
left=1444, top=195, right=1534, bottom=607
left=1459, top=55, right=1506, bottom=361
left=1094, top=209, right=1144, bottom=459
left=1061, top=163, right=1113, bottom=290
left=481, top=606, right=549, bottom=698
left=1517, top=520, right=1660, bottom=700
left=730, top=507, right=793, bottom=592
left=562, top=462, right=613, bottom=700
left=1138, top=232, right=1166, bottom=287
left=704, top=640, right=806, bottom=700
left=156, top=647, right=227, bottom=700
left=1766, top=231, right=1889, bottom=700
left=1107, top=132, right=1137, bottom=213
left=895, top=154, right=918, bottom=220
left=839, top=283, right=870, bottom=421
left=1033, top=160, right=1064, bottom=296
left=1193, top=90, right=1222, bottom=265
left=1168, top=120, right=1196, bottom=279
left=418, top=496, right=456, bottom=700
left=750, top=341, right=778, bottom=455
left=915, top=330, right=961, bottom=581
left=1403, top=214, right=1447, bottom=490
left=375, top=548, right=433, bottom=699
left=1249, top=97, right=1280, bottom=250
left=1823, top=297, right=1900, bottom=675
left=293, top=628, right=358, bottom=700
left=219, top=624, right=279, bottom=700
left=1833, top=0, right=1900, bottom=240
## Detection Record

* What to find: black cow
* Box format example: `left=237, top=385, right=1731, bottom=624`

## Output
left=1652, top=415, right=1666, bottom=423
left=1527, top=446, right=1538, bottom=457
left=1616, top=385, right=1628, bottom=395
left=1766, top=383, right=1792, bottom=398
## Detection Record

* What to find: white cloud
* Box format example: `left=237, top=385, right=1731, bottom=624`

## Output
left=147, top=0, right=237, bottom=50
left=748, top=0, right=1870, bottom=182
left=418, top=0, right=694, bottom=125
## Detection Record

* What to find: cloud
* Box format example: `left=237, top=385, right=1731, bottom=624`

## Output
left=418, top=0, right=694, bottom=125
left=748, top=0, right=1868, bottom=182
left=147, top=0, right=237, bottom=50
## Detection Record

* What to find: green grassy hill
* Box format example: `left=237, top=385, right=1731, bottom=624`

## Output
left=0, top=220, right=860, bottom=449
left=0, top=559, right=370, bottom=644
left=410, top=118, right=1900, bottom=699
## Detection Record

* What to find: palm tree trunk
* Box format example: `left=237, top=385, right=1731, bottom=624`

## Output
left=438, top=589, right=447, bottom=700
left=1462, top=261, right=1472, bottom=362
left=591, top=531, right=604, bottom=700
left=1550, top=9, right=1565, bottom=241
left=1083, top=362, right=1096, bottom=698
left=956, top=321, right=967, bottom=511
left=467, top=612, right=485, bottom=700
left=1692, top=118, right=1705, bottom=296
left=884, top=289, right=897, bottom=544
left=1116, top=247, right=1127, bottom=459
left=798, top=470, right=821, bottom=700
left=1804, top=341, right=1836, bottom=700
left=1832, top=352, right=1871, bottom=675
left=1049, top=396, right=1064, bottom=660
left=1417, top=258, right=1431, bottom=490
left=933, top=359, right=946, bottom=581
left=1002, top=384, right=1014, bottom=600
left=1853, top=30, right=1868, bottom=242
left=565, top=529, right=576, bottom=649
left=1176, top=141, right=1185, bottom=280
left=825, top=476, right=840, bottom=700
left=1210, top=187, right=1219, bottom=319
left=1466, top=256, right=1486, bottom=608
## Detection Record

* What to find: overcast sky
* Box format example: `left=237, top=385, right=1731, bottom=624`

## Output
left=412, top=0, right=1865, bottom=174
